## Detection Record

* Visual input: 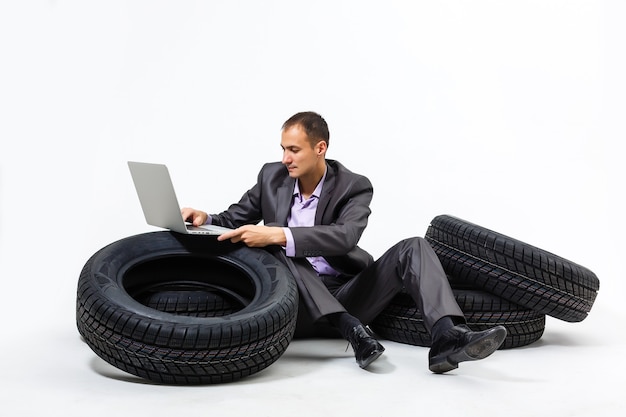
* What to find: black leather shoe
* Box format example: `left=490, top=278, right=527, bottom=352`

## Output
left=428, top=324, right=507, bottom=374
left=347, top=325, right=385, bottom=369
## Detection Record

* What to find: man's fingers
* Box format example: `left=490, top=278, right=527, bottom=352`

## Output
left=217, top=229, right=240, bottom=242
left=180, top=208, right=207, bottom=227
left=181, top=208, right=194, bottom=223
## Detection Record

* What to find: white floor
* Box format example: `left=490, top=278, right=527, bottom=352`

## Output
left=2, top=294, right=624, bottom=417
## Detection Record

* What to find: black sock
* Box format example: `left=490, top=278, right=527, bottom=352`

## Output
left=327, top=312, right=362, bottom=339
left=431, top=315, right=465, bottom=340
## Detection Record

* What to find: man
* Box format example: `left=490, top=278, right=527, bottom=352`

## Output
left=182, top=111, right=507, bottom=373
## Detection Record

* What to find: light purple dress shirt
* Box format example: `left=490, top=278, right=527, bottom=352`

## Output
left=282, top=170, right=340, bottom=277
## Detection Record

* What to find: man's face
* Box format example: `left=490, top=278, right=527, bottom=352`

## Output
left=281, top=125, right=324, bottom=179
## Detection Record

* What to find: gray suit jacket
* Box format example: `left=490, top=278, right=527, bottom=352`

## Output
left=210, top=159, right=375, bottom=321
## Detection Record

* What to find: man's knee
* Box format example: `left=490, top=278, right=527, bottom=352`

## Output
left=393, top=236, right=428, bottom=257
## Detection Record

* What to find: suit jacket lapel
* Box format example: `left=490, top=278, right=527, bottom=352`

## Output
left=315, top=162, right=335, bottom=225
left=275, top=176, right=295, bottom=226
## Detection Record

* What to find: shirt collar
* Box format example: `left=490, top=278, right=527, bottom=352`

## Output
left=293, top=166, right=327, bottom=200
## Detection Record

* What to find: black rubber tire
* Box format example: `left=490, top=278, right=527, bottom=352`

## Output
left=370, top=289, right=545, bottom=349
left=424, top=215, right=600, bottom=322
left=135, top=288, right=243, bottom=317
left=76, top=232, right=298, bottom=385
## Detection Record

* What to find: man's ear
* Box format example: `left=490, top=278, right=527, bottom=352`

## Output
left=316, top=141, right=327, bottom=156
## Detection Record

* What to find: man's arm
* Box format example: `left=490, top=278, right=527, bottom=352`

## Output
left=208, top=165, right=270, bottom=229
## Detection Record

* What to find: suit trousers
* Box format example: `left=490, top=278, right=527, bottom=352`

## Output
left=291, top=237, right=465, bottom=338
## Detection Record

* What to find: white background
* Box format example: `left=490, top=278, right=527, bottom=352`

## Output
left=0, top=1, right=624, bottom=416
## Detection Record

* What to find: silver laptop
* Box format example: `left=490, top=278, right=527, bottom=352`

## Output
left=127, top=161, right=231, bottom=235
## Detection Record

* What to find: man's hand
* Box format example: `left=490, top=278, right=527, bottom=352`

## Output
left=218, top=225, right=286, bottom=248
left=181, top=207, right=208, bottom=227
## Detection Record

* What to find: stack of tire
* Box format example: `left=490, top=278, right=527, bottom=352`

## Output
left=370, top=214, right=600, bottom=350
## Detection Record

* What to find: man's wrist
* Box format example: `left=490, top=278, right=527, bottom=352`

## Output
left=273, top=227, right=287, bottom=246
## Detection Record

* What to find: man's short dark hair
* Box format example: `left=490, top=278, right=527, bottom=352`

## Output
left=282, top=111, right=330, bottom=147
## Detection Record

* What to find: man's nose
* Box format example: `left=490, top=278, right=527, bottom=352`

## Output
left=282, top=152, right=291, bottom=165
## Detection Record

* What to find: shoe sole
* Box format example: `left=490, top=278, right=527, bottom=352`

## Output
left=429, top=326, right=507, bottom=374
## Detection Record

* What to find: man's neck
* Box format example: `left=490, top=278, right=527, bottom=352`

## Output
left=298, top=163, right=326, bottom=199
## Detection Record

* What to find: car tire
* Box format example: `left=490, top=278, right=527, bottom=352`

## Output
left=424, top=215, right=599, bottom=322
left=76, top=231, right=298, bottom=385
left=371, top=289, right=545, bottom=349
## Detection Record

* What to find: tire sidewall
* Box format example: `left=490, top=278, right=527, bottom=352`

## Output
left=79, top=231, right=296, bottom=348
